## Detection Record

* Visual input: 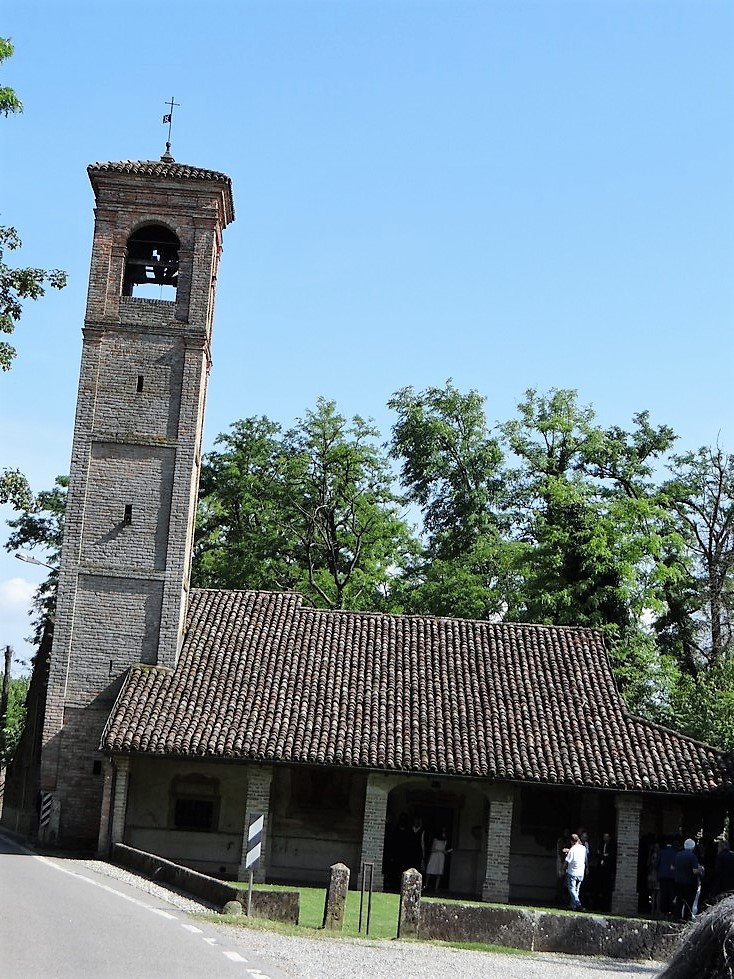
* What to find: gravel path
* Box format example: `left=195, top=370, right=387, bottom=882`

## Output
left=78, top=857, right=667, bottom=979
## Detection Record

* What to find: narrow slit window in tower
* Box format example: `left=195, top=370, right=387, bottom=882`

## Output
left=136, top=374, right=144, bottom=393
left=122, top=224, right=180, bottom=300
left=123, top=504, right=133, bottom=525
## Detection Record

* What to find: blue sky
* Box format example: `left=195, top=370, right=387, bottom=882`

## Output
left=2, top=0, right=733, bottom=665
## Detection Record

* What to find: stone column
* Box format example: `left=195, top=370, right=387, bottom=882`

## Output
left=482, top=784, right=514, bottom=903
left=398, top=867, right=422, bottom=938
left=96, top=758, right=115, bottom=855
left=359, top=773, right=393, bottom=891
left=110, top=756, right=130, bottom=846
left=611, top=792, right=643, bottom=916
left=238, top=765, right=273, bottom=884
left=323, top=862, right=350, bottom=931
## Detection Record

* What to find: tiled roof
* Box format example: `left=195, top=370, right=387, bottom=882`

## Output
left=88, top=160, right=231, bottom=183
left=87, top=161, right=235, bottom=225
left=102, top=590, right=734, bottom=795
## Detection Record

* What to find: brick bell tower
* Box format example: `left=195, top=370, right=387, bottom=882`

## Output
left=39, top=156, right=234, bottom=847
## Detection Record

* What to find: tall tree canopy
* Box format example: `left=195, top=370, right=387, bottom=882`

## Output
left=195, top=398, right=416, bottom=610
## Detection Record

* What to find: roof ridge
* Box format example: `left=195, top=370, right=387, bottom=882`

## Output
left=189, top=587, right=605, bottom=636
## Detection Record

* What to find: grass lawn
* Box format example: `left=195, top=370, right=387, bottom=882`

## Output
left=232, top=882, right=401, bottom=938
left=220, top=884, right=530, bottom=955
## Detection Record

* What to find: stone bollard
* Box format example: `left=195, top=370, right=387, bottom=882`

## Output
left=323, top=862, right=350, bottom=931
left=398, top=867, right=422, bottom=938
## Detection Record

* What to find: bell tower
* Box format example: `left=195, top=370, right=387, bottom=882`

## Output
left=40, top=158, right=234, bottom=847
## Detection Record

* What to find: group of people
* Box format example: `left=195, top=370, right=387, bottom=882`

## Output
left=383, top=815, right=453, bottom=892
left=557, top=828, right=616, bottom=912
left=558, top=828, right=734, bottom=921
left=646, top=835, right=734, bottom=921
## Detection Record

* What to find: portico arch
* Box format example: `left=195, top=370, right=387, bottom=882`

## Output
left=383, top=777, right=489, bottom=897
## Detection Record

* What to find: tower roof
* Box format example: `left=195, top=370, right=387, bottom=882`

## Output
left=87, top=160, right=235, bottom=224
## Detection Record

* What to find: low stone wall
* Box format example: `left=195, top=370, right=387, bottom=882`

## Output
left=112, top=843, right=299, bottom=924
left=419, top=901, right=683, bottom=961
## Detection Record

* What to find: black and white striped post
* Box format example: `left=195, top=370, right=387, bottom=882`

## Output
left=39, top=792, right=54, bottom=830
left=244, top=811, right=264, bottom=915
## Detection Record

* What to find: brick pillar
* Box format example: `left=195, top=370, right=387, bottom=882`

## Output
left=482, top=785, right=514, bottom=903
left=238, top=765, right=273, bottom=884
left=612, top=793, right=642, bottom=916
left=359, top=773, right=393, bottom=891
left=96, top=759, right=115, bottom=855
left=110, top=757, right=130, bottom=845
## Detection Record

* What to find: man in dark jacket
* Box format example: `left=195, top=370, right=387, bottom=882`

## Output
left=674, top=838, right=702, bottom=921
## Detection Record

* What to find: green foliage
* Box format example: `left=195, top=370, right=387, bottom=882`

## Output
left=660, top=447, right=734, bottom=673
left=499, top=389, right=676, bottom=631
left=0, top=674, right=30, bottom=763
left=195, top=398, right=416, bottom=610
left=4, top=475, right=66, bottom=642
left=0, top=40, right=67, bottom=371
left=0, top=467, right=32, bottom=509
left=0, top=39, right=23, bottom=117
left=388, top=381, right=515, bottom=618
left=0, top=226, right=67, bottom=371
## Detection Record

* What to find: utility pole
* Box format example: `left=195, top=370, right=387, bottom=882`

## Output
left=0, top=644, right=11, bottom=752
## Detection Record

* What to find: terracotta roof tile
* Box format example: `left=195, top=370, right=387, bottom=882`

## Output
left=88, top=160, right=231, bottom=183
left=102, top=589, right=734, bottom=795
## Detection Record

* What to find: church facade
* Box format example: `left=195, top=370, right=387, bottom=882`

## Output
left=14, top=157, right=734, bottom=916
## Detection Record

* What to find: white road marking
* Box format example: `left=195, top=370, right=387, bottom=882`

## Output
left=223, top=951, right=248, bottom=963
left=203, top=937, right=219, bottom=945
left=151, top=908, right=177, bottom=919
left=181, top=924, right=203, bottom=933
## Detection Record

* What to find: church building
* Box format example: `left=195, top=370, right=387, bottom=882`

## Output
left=7, top=156, right=734, bottom=916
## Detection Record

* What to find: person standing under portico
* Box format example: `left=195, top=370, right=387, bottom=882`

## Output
left=565, top=832, right=587, bottom=910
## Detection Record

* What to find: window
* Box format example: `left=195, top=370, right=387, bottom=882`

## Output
left=174, top=798, right=215, bottom=832
left=169, top=774, right=220, bottom=833
left=122, top=224, right=179, bottom=300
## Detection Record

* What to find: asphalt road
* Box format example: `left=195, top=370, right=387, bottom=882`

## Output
left=0, top=832, right=286, bottom=979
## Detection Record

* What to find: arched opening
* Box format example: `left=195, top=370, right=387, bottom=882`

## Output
left=384, top=779, right=488, bottom=897
left=123, top=224, right=179, bottom=300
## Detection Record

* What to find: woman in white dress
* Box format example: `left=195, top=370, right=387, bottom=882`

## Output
left=426, top=827, right=452, bottom=892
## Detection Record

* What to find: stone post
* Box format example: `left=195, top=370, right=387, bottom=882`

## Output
left=482, top=784, right=514, bottom=903
left=322, top=862, right=350, bottom=931
left=238, top=765, right=273, bottom=884
left=612, top=792, right=643, bottom=916
left=110, top=756, right=130, bottom=845
left=398, top=868, right=422, bottom=938
left=359, top=773, right=392, bottom=891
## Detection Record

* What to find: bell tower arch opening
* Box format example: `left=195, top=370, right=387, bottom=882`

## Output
left=122, top=223, right=180, bottom=300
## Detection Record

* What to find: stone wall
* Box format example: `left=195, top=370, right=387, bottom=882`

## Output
left=419, top=900, right=682, bottom=961
left=112, top=843, right=299, bottom=924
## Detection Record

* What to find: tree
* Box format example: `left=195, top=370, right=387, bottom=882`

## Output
left=0, top=39, right=23, bottom=116
left=388, top=380, right=519, bottom=619
left=499, top=388, right=677, bottom=632
left=0, top=672, right=30, bottom=764
left=0, top=39, right=67, bottom=371
left=4, top=475, right=66, bottom=642
left=195, top=399, right=417, bottom=610
left=661, top=447, right=734, bottom=674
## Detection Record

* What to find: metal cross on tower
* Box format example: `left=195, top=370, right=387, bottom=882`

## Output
left=161, top=96, right=180, bottom=161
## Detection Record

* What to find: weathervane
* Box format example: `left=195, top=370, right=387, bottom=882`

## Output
left=161, top=96, right=180, bottom=161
